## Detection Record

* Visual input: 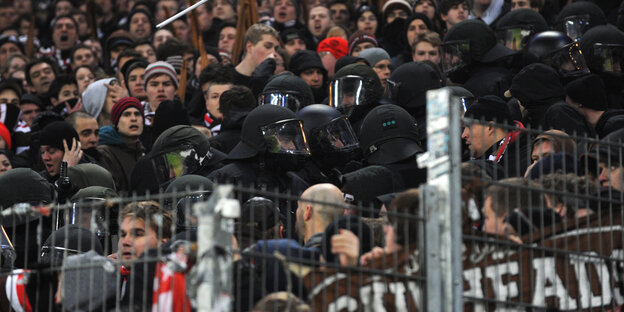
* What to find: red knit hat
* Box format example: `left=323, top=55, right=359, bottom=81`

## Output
left=317, top=37, right=349, bottom=60
left=111, top=97, right=143, bottom=126
left=0, top=121, right=11, bottom=149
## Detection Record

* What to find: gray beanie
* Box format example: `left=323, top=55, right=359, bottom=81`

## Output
left=358, top=48, right=390, bottom=67
left=144, top=61, right=179, bottom=89
left=60, top=251, right=117, bottom=311
left=82, top=78, right=115, bottom=119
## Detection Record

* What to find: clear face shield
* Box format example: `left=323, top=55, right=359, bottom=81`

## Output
left=40, top=245, right=81, bottom=267
left=558, top=14, right=590, bottom=41
left=543, top=41, right=590, bottom=77
left=68, top=197, right=109, bottom=238
left=440, top=40, right=471, bottom=75
left=0, top=226, right=15, bottom=270
left=258, top=91, right=305, bottom=112
left=593, top=43, right=624, bottom=75
left=261, top=119, right=311, bottom=156
left=496, top=26, right=534, bottom=51
left=152, top=145, right=207, bottom=186
left=309, top=116, right=359, bottom=153
left=329, top=76, right=368, bottom=116
left=173, top=191, right=211, bottom=231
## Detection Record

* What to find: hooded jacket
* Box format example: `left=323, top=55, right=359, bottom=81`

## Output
left=97, top=125, right=145, bottom=195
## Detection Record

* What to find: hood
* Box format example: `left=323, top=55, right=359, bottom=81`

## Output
left=508, top=63, right=564, bottom=107
left=97, top=125, right=125, bottom=146
left=82, top=78, right=115, bottom=119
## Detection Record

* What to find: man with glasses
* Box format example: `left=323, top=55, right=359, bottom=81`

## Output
left=38, top=15, right=79, bottom=71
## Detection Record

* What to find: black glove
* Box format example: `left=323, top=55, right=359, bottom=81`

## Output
left=251, top=57, right=276, bottom=78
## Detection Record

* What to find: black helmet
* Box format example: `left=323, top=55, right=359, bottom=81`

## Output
left=359, top=104, right=423, bottom=165
left=0, top=168, right=56, bottom=226
left=330, top=64, right=383, bottom=116
left=165, top=175, right=214, bottom=232
left=579, top=25, right=624, bottom=77
left=555, top=1, right=606, bottom=41
left=441, top=19, right=516, bottom=81
left=258, top=73, right=314, bottom=112
left=151, top=125, right=227, bottom=186
left=523, top=31, right=590, bottom=78
left=228, top=105, right=311, bottom=160
left=495, top=9, right=548, bottom=51
left=296, top=104, right=360, bottom=168
left=69, top=186, right=118, bottom=239
left=39, top=225, right=104, bottom=267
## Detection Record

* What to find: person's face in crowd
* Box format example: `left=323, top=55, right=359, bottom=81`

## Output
left=20, top=103, right=41, bottom=126
left=153, top=29, right=173, bottom=50
left=193, top=4, right=213, bottom=32
left=127, top=67, right=146, bottom=100
left=172, top=20, right=191, bottom=43
left=373, top=59, right=391, bottom=88
left=442, top=2, right=468, bottom=28
left=14, top=0, right=32, bottom=16
left=0, top=43, right=21, bottom=68
left=511, top=0, right=536, bottom=11
left=0, top=29, right=17, bottom=37
left=482, top=196, right=507, bottom=236
left=531, top=140, right=553, bottom=163
left=300, top=67, right=324, bottom=89
left=406, top=19, right=428, bottom=46
left=52, top=17, right=78, bottom=51
left=5, top=55, right=25, bottom=79
left=29, top=62, right=56, bottom=95
left=212, top=0, right=236, bottom=22
left=386, top=8, right=409, bottom=24
left=75, top=67, right=95, bottom=95
left=357, top=11, right=377, bottom=35
left=414, top=0, right=435, bottom=20
left=203, top=83, right=231, bottom=120
left=19, top=18, right=31, bottom=36
left=351, top=41, right=375, bottom=56
left=72, top=47, right=96, bottom=69
left=0, top=5, right=16, bottom=30
left=0, top=153, right=12, bottom=175
left=55, top=0, right=73, bottom=17
left=129, top=12, right=151, bottom=40
left=330, top=3, right=350, bottom=26
left=72, top=13, right=89, bottom=38
left=308, top=7, right=332, bottom=38
left=155, top=0, right=178, bottom=23
left=274, top=52, right=286, bottom=74
left=41, top=145, right=64, bottom=176
left=284, top=38, right=306, bottom=57
left=96, top=0, right=114, bottom=16
left=274, top=0, right=297, bottom=24
left=118, top=217, right=164, bottom=263
left=247, top=34, right=279, bottom=66
left=55, top=83, right=79, bottom=106
left=0, top=89, right=18, bottom=106
left=461, top=123, right=493, bottom=158
left=412, top=41, right=440, bottom=64
left=145, top=74, right=176, bottom=110
left=599, top=162, right=623, bottom=191
left=74, top=117, right=99, bottom=150
left=319, top=51, right=337, bottom=79
left=117, top=107, right=144, bottom=138
left=134, top=43, right=157, bottom=63
left=218, top=26, right=237, bottom=53
left=84, top=39, right=103, bottom=63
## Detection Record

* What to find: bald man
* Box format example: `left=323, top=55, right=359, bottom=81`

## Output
left=296, top=183, right=346, bottom=248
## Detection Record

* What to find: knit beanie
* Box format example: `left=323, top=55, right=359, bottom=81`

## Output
left=0, top=121, right=10, bottom=149
left=82, top=78, right=116, bottom=119
left=358, top=47, right=390, bottom=67
left=38, top=121, right=80, bottom=150
left=165, top=55, right=184, bottom=74
left=464, top=95, right=514, bottom=125
left=111, top=97, right=143, bottom=126
left=144, top=61, right=179, bottom=89
left=348, top=30, right=378, bottom=55
left=317, top=37, right=349, bottom=60
left=565, top=74, right=608, bottom=111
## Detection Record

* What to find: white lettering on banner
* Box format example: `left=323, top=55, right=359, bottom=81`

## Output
left=485, top=262, right=521, bottom=312
left=463, top=267, right=486, bottom=312
left=610, top=250, right=624, bottom=305
left=572, top=251, right=612, bottom=308
left=407, top=281, right=423, bottom=310
left=328, top=296, right=358, bottom=312
left=388, top=282, right=409, bottom=312
left=531, top=257, right=577, bottom=310
left=359, top=281, right=387, bottom=312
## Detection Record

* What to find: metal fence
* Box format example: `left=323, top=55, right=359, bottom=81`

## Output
left=0, top=88, right=623, bottom=311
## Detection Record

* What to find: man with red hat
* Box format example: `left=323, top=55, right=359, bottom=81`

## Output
left=317, top=37, right=348, bottom=79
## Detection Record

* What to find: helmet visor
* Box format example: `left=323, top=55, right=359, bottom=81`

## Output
left=174, top=192, right=210, bottom=230
left=593, top=43, right=624, bottom=74
left=440, top=40, right=470, bottom=74
left=261, top=119, right=311, bottom=155
left=152, top=145, right=202, bottom=186
left=310, top=116, right=359, bottom=153
left=543, top=42, right=590, bottom=77
left=68, top=198, right=108, bottom=236
left=558, top=14, right=590, bottom=41
left=495, top=26, right=534, bottom=51
left=258, top=92, right=304, bottom=112
left=329, top=76, right=368, bottom=114
left=0, top=226, right=15, bottom=269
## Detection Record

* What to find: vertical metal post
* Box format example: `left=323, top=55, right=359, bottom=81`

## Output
left=423, top=88, right=463, bottom=312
